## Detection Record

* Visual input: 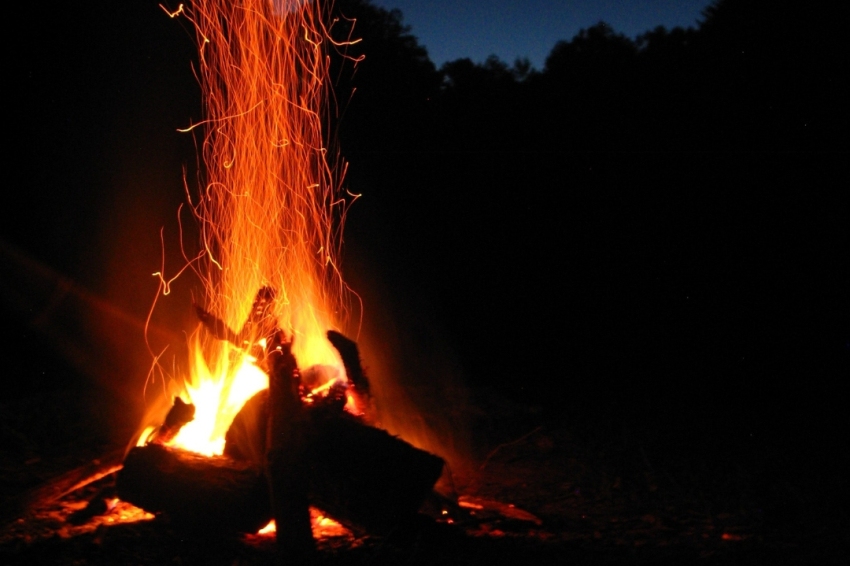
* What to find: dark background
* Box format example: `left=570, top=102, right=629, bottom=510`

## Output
left=2, top=0, right=847, bottom=518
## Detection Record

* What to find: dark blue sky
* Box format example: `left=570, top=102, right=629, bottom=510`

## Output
left=370, top=0, right=712, bottom=69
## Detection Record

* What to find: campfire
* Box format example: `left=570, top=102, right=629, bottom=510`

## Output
left=2, top=1, right=546, bottom=559
left=122, top=287, right=445, bottom=553
left=119, top=0, right=445, bottom=556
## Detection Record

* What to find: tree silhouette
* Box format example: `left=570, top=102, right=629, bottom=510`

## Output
left=544, top=22, right=637, bottom=77
left=331, top=0, right=441, bottom=154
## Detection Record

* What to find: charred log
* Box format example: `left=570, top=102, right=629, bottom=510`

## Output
left=310, top=380, right=349, bottom=414
left=265, top=332, right=315, bottom=556
left=117, top=444, right=269, bottom=534
left=226, top=390, right=445, bottom=535
left=149, top=397, right=195, bottom=445
left=224, top=389, right=269, bottom=468
left=240, top=286, right=276, bottom=343
left=130, top=295, right=443, bottom=539
left=327, top=330, right=370, bottom=397
left=224, top=378, right=348, bottom=468
left=121, top=412, right=444, bottom=537
left=194, top=304, right=239, bottom=345
left=195, top=286, right=277, bottom=354
left=304, top=412, right=445, bottom=535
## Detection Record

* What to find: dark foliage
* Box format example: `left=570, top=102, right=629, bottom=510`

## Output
left=327, top=0, right=848, bottom=457
left=330, top=0, right=441, bottom=153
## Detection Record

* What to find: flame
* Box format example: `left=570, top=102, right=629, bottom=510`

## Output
left=148, top=0, right=357, bottom=455
left=170, top=335, right=269, bottom=455
left=257, top=509, right=351, bottom=538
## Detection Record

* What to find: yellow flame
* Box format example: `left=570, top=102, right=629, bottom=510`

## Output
left=170, top=337, right=269, bottom=455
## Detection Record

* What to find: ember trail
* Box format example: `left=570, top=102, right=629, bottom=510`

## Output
left=145, top=0, right=359, bottom=457
left=119, top=0, right=448, bottom=551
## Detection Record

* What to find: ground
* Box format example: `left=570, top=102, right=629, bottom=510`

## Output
left=0, top=368, right=844, bottom=566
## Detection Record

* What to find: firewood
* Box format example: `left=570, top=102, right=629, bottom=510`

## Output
left=125, top=294, right=444, bottom=539
left=149, top=397, right=195, bottom=445
left=195, top=286, right=277, bottom=353
left=303, top=411, right=445, bottom=535
left=225, top=390, right=446, bottom=535
left=327, top=330, right=370, bottom=397
left=194, top=303, right=239, bottom=344
left=120, top=411, right=445, bottom=537
left=224, top=389, right=269, bottom=468
left=240, top=286, right=276, bottom=343
left=116, top=444, right=269, bottom=534
left=265, top=332, right=315, bottom=556
left=225, top=329, right=367, bottom=469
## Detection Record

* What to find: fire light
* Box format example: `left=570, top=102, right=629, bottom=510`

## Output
left=169, top=336, right=269, bottom=455
left=146, top=0, right=357, bottom=455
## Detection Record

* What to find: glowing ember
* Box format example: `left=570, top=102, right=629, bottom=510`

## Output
left=257, top=509, right=351, bottom=538
left=147, top=0, right=357, bottom=455
left=258, top=520, right=276, bottom=535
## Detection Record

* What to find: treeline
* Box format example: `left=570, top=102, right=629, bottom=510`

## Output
left=331, top=0, right=847, bottom=156
left=327, top=0, right=848, bottom=420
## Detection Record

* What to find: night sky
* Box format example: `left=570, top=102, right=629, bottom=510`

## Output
left=370, top=0, right=711, bottom=67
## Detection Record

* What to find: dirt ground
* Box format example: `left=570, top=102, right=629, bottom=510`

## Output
left=1, top=370, right=845, bottom=566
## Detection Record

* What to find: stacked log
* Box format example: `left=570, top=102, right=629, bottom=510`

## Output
left=117, top=304, right=445, bottom=548
left=304, top=411, right=445, bottom=534
left=265, top=332, right=314, bottom=555
left=117, top=444, right=269, bottom=534
left=117, top=408, right=445, bottom=536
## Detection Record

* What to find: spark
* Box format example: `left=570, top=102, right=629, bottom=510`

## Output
left=143, top=0, right=362, bottom=456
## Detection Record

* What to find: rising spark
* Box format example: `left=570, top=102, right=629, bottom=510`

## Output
left=149, top=0, right=358, bottom=455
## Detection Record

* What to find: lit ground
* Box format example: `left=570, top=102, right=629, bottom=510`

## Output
left=1, top=373, right=844, bottom=565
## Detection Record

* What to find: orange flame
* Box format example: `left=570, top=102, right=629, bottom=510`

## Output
left=149, top=0, right=357, bottom=455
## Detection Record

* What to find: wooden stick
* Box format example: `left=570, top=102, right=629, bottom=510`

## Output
left=327, top=330, right=370, bottom=397
left=195, top=287, right=277, bottom=352
left=150, top=397, right=196, bottom=445
left=265, top=332, right=315, bottom=558
left=226, top=390, right=446, bottom=536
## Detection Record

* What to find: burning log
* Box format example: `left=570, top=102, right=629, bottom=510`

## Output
left=119, top=412, right=444, bottom=537
left=224, top=388, right=269, bottom=467
left=124, top=292, right=444, bottom=539
left=195, top=286, right=277, bottom=357
left=303, top=411, right=446, bottom=535
left=326, top=329, right=370, bottom=397
left=226, top=326, right=443, bottom=535
left=223, top=327, right=366, bottom=467
left=225, top=390, right=446, bottom=535
left=117, top=444, right=269, bottom=534
left=149, top=397, right=195, bottom=445
left=194, top=303, right=239, bottom=345
left=265, top=332, right=314, bottom=556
